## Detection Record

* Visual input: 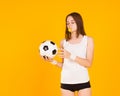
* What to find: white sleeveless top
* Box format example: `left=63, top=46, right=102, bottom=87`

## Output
left=61, top=35, right=89, bottom=84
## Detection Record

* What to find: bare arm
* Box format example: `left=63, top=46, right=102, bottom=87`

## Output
left=62, top=37, right=94, bottom=68
left=55, top=39, right=64, bottom=68
left=74, top=37, right=94, bottom=67
left=42, top=39, right=64, bottom=68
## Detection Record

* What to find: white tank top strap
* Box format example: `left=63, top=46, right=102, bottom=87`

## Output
left=63, top=39, right=68, bottom=48
left=83, top=35, right=88, bottom=47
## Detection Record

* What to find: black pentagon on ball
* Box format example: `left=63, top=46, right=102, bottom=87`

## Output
left=52, top=49, right=57, bottom=55
left=50, top=41, right=55, bottom=45
left=43, top=45, right=49, bottom=51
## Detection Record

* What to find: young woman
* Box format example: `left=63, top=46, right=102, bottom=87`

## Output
left=42, top=12, right=94, bottom=96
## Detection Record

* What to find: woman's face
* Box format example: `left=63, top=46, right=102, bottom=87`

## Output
left=66, top=16, right=77, bottom=33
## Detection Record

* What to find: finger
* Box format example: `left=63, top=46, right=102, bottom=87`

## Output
left=58, top=48, right=64, bottom=52
left=43, top=56, right=46, bottom=59
left=59, top=55, right=64, bottom=58
left=57, top=52, right=64, bottom=55
left=39, top=54, right=44, bottom=58
left=57, top=53, right=64, bottom=58
left=57, top=52, right=64, bottom=57
left=42, top=56, right=47, bottom=61
left=40, top=55, right=45, bottom=60
left=58, top=48, right=62, bottom=50
left=47, top=57, right=53, bottom=62
left=45, top=56, right=49, bottom=61
left=58, top=48, right=63, bottom=50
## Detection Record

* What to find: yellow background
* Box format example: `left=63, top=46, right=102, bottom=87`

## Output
left=0, top=0, right=120, bottom=96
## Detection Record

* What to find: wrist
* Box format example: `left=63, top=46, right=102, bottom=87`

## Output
left=51, top=60, right=57, bottom=65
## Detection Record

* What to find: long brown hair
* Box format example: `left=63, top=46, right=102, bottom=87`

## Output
left=65, top=12, right=86, bottom=41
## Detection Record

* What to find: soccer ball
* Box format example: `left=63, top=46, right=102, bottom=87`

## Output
left=39, top=40, right=58, bottom=58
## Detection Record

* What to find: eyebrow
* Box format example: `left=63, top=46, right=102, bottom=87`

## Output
left=67, top=20, right=75, bottom=22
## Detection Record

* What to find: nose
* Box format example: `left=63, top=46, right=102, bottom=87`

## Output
left=68, top=23, right=72, bottom=28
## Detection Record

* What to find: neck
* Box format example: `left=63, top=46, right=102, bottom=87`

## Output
left=71, top=32, right=77, bottom=40
left=71, top=32, right=83, bottom=40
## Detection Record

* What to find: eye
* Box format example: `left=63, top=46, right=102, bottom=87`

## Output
left=66, top=22, right=70, bottom=25
left=71, top=21, right=75, bottom=24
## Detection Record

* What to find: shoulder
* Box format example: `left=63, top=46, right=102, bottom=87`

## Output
left=86, top=36, right=94, bottom=42
left=60, top=38, right=66, bottom=48
left=86, top=36, right=94, bottom=46
left=60, top=38, right=65, bottom=44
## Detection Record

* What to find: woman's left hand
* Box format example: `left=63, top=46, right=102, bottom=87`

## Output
left=58, top=48, right=71, bottom=59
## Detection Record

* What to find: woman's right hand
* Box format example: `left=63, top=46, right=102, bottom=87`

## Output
left=40, top=55, right=58, bottom=65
